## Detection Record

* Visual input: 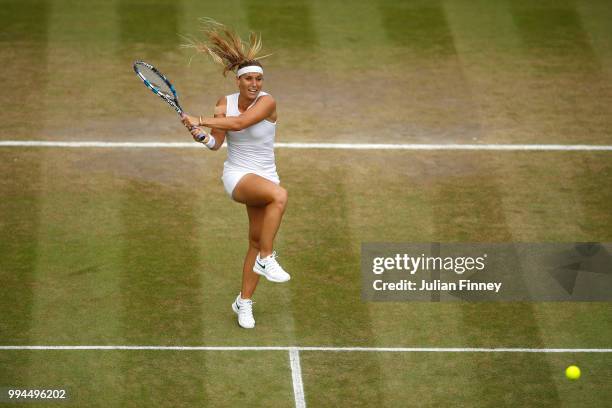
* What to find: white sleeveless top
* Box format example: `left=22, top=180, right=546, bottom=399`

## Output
left=223, top=91, right=278, bottom=178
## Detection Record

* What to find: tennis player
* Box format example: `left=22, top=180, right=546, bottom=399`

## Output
left=181, top=21, right=289, bottom=329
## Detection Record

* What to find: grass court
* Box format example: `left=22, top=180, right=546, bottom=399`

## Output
left=1, top=0, right=611, bottom=406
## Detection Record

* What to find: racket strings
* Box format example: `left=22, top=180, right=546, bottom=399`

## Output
left=137, top=65, right=174, bottom=98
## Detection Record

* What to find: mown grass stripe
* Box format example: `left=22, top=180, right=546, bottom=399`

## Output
left=244, top=0, right=318, bottom=50
left=1, top=346, right=611, bottom=352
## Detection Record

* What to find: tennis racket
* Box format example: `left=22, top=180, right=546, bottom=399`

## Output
left=133, top=60, right=207, bottom=142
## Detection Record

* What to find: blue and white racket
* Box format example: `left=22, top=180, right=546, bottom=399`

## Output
left=133, top=60, right=207, bottom=142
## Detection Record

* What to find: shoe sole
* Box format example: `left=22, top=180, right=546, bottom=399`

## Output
left=232, top=302, right=255, bottom=329
left=253, top=266, right=291, bottom=283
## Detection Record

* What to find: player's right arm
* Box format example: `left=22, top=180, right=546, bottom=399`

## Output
left=188, top=97, right=227, bottom=150
left=208, top=96, right=227, bottom=151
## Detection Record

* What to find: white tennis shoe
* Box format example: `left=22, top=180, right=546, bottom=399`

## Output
left=253, top=251, right=291, bottom=283
left=232, top=294, right=255, bottom=329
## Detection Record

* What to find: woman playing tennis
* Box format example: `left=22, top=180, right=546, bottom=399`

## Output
left=181, top=21, right=289, bottom=329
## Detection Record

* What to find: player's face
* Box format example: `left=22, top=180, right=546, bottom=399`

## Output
left=236, top=73, right=263, bottom=99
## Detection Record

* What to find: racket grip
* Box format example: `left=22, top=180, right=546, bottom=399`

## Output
left=196, top=128, right=216, bottom=149
left=194, top=127, right=208, bottom=142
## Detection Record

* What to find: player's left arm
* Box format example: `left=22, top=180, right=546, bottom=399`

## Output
left=182, top=96, right=275, bottom=131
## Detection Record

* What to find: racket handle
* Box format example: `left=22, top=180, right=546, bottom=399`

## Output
left=180, top=113, right=209, bottom=144
left=195, top=128, right=216, bottom=149
left=193, top=127, right=208, bottom=142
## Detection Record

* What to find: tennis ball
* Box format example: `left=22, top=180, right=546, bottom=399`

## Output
left=565, top=365, right=581, bottom=380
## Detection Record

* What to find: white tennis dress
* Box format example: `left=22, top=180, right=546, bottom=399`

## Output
left=221, top=91, right=279, bottom=196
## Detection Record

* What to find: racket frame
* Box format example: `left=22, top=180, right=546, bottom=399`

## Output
left=133, top=60, right=206, bottom=142
left=133, top=60, right=184, bottom=114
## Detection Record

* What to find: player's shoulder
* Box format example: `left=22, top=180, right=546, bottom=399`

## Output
left=257, top=92, right=276, bottom=105
left=215, top=96, right=228, bottom=116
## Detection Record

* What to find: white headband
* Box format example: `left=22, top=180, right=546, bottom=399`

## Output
left=236, top=65, right=263, bottom=77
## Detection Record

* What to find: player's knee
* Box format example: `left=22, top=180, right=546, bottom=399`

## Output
left=273, top=187, right=288, bottom=211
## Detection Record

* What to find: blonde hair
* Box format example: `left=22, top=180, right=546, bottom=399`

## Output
left=182, top=18, right=270, bottom=77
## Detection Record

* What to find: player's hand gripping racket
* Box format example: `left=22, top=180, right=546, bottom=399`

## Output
left=133, top=60, right=207, bottom=142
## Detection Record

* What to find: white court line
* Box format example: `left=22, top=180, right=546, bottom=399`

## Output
left=1, top=345, right=610, bottom=352
left=1, top=140, right=612, bottom=151
left=289, top=347, right=307, bottom=408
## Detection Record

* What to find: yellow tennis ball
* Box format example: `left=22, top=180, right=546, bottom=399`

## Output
left=565, top=365, right=581, bottom=380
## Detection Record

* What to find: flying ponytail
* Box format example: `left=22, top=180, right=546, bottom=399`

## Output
left=182, top=18, right=271, bottom=76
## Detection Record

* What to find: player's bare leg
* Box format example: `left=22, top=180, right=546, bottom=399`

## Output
left=233, top=174, right=290, bottom=283
left=241, top=204, right=265, bottom=299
